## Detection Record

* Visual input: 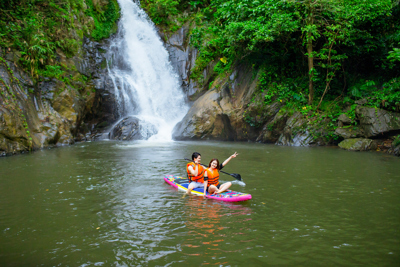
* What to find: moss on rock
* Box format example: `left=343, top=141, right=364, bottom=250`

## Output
left=338, top=138, right=377, bottom=151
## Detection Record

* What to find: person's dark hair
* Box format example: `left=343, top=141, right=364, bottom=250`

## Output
left=192, top=152, right=201, bottom=160
left=208, top=158, right=220, bottom=170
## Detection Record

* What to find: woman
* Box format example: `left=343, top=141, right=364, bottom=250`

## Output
left=205, top=152, right=238, bottom=195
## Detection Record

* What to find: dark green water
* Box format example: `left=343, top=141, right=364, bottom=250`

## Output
left=0, top=141, right=399, bottom=266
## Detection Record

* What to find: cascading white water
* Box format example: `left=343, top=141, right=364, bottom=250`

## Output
left=108, top=0, right=188, bottom=141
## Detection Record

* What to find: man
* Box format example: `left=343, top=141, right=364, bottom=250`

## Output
left=186, top=152, right=207, bottom=196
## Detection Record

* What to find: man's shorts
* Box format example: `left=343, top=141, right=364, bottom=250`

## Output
left=206, top=184, right=221, bottom=192
left=189, top=181, right=204, bottom=189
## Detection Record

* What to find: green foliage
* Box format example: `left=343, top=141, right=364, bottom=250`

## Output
left=345, top=103, right=359, bottom=126
left=345, top=78, right=400, bottom=111
left=141, top=0, right=179, bottom=25
left=393, top=135, right=400, bottom=147
left=141, top=0, right=210, bottom=27
left=189, top=27, right=204, bottom=49
left=370, top=78, right=400, bottom=111
left=259, top=66, right=308, bottom=109
left=186, top=1, right=398, bottom=145
left=243, top=110, right=263, bottom=128
left=212, top=0, right=299, bottom=54
left=0, top=0, right=120, bottom=81
left=37, top=65, right=65, bottom=79
left=349, top=80, right=376, bottom=99
left=213, top=58, right=231, bottom=75
left=185, top=0, right=398, bottom=100
left=85, top=0, right=120, bottom=41
left=388, top=47, right=400, bottom=62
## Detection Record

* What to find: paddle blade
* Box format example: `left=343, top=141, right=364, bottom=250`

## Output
left=230, top=173, right=242, bottom=181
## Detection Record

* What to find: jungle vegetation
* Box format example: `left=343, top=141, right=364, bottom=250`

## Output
left=0, top=0, right=399, bottom=142
left=142, top=0, right=400, bottom=140
left=0, top=0, right=119, bottom=83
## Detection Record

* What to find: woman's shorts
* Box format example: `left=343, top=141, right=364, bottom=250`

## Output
left=189, top=181, right=204, bottom=189
left=206, top=184, right=221, bottom=192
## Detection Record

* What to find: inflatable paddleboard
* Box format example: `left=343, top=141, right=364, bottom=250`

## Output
left=164, top=175, right=252, bottom=202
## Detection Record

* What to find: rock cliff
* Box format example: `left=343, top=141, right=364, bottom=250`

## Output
left=166, top=25, right=400, bottom=156
left=0, top=36, right=119, bottom=156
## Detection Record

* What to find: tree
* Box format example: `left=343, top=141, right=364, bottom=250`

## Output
left=192, top=0, right=395, bottom=107
left=292, top=0, right=392, bottom=106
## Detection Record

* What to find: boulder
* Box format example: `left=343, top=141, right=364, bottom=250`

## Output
left=338, top=138, right=377, bottom=151
left=338, top=113, right=352, bottom=125
left=172, top=89, right=235, bottom=140
left=356, top=106, right=400, bottom=137
left=388, top=144, right=400, bottom=156
left=388, top=136, right=400, bottom=156
left=335, top=127, right=364, bottom=139
left=109, top=116, right=158, bottom=140
left=275, top=112, right=318, bottom=146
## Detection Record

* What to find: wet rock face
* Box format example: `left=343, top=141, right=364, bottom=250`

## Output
left=356, top=107, right=400, bottom=138
left=74, top=37, right=118, bottom=126
left=163, top=25, right=199, bottom=96
left=0, top=108, right=31, bottom=155
left=172, top=65, right=260, bottom=141
left=0, top=35, right=120, bottom=156
left=164, top=27, right=328, bottom=146
left=164, top=26, right=400, bottom=153
left=109, top=116, right=157, bottom=140
left=171, top=62, right=324, bottom=145
left=335, top=107, right=400, bottom=155
left=275, top=112, right=314, bottom=146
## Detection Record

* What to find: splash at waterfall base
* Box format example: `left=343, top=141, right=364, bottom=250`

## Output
left=108, top=116, right=158, bottom=141
left=104, top=0, right=188, bottom=141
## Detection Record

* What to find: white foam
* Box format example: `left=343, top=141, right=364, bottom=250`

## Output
left=109, top=0, right=189, bottom=141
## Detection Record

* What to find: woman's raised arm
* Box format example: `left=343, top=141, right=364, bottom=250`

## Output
left=222, top=152, right=238, bottom=167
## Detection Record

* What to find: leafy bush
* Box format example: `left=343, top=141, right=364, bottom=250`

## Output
left=141, top=0, right=179, bottom=25
left=85, top=0, right=120, bottom=41
left=393, top=135, right=400, bottom=147
left=0, top=0, right=120, bottom=81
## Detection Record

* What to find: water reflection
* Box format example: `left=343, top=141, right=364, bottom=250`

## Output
left=181, top=198, right=252, bottom=261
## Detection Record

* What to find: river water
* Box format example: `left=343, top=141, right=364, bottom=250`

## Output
left=0, top=141, right=399, bottom=266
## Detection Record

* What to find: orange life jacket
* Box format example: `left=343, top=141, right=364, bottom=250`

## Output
left=187, top=162, right=205, bottom=183
left=205, top=168, right=219, bottom=187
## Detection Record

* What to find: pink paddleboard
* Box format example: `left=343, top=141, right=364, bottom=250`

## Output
left=164, top=175, right=252, bottom=202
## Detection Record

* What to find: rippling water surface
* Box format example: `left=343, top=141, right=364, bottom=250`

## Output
left=0, top=141, right=399, bottom=266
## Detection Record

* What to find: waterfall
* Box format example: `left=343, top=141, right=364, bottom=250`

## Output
left=107, top=0, right=188, bottom=141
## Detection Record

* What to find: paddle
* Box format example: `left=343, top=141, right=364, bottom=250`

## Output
left=184, top=158, right=242, bottom=181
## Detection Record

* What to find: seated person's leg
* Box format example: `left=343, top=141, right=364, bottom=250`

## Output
left=216, top=182, right=232, bottom=193
left=208, top=185, right=218, bottom=194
